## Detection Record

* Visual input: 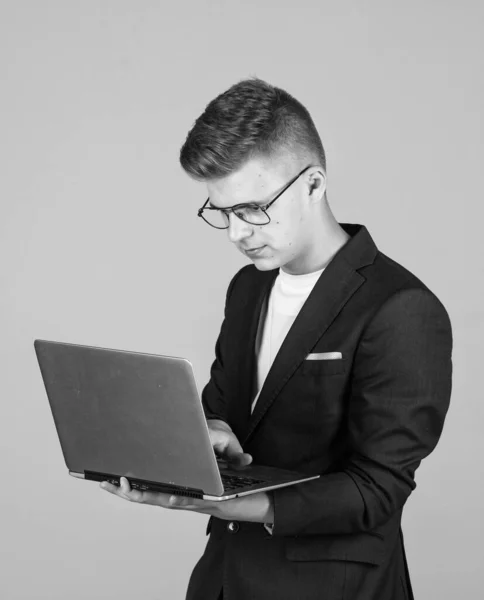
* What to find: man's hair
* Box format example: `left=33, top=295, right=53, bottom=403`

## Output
left=179, top=78, right=326, bottom=180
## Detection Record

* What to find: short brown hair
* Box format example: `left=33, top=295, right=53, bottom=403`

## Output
left=179, top=78, right=326, bottom=180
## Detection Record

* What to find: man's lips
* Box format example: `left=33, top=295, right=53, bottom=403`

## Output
left=243, top=245, right=267, bottom=256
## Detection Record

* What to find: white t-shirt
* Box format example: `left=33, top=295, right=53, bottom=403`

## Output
left=251, top=266, right=325, bottom=413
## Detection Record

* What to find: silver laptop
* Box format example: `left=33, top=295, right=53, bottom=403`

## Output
left=34, top=340, right=319, bottom=500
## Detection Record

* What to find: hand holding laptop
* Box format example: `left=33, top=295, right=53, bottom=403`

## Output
left=99, top=471, right=275, bottom=525
left=99, top=417, right=274, bottom=521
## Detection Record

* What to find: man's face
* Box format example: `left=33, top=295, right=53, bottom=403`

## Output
left=206, top=156, right=323, bottom=274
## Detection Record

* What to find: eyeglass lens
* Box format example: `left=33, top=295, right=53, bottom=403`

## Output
left=203, top=205, right=271, bottom=229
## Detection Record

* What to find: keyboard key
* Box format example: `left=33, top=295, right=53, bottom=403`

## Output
left=221, top=473, right=265, bottom=491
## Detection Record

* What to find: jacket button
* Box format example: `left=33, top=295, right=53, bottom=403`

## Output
left=227, top=521, right=240, bottom=534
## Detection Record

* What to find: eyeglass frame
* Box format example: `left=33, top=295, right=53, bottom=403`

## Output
left=197, top=164, right=315, bottom=229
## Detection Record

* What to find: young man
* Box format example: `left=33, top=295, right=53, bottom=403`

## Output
left=101, top=78, right=453, bottom=600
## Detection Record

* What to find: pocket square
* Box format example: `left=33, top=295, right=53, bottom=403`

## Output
left=306, top=352, right=342, bottom=360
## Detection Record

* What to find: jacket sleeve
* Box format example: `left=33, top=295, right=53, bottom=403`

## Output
left=201, top=267, right=246, bottom=423
left=271, top=287, right=453, bottom=536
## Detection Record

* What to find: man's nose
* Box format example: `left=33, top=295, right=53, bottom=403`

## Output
left=227, top=213, right=253, bottom=243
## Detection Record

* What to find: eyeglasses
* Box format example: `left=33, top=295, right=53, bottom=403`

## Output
left=197, top=165, right=314, bottom=229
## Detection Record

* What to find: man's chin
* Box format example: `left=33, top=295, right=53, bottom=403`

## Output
left=248, top=256, right=281, bottom=271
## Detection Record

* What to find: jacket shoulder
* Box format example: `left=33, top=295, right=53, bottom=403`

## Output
left=361, top=250, right=451, bottom=322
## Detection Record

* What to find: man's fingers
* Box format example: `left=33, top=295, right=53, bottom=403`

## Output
left=224, top=439, right=252, bottom=466
left=120, top=477, right=131, bottom=493
left=211, top=430, right=253, bottom=467
left=228, top=451, right=253, bottom=467
left=100, top=477, right=144, bottom=502
left=99, top=481, right=202, bottom=509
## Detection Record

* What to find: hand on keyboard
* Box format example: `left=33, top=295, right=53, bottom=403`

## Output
left=207, top=419, right=252, bottom=468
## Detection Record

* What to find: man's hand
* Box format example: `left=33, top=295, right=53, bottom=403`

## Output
left=207, top=419, right=253, bottom=467
left=99, top=419, right=274, bottom=523
left=99, top=477, right=274, bottom=524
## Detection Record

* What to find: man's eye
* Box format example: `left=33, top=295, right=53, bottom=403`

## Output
left=234, top=206, right=258, bottom=216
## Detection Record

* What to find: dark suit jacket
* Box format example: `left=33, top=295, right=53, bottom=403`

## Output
left=186, top=223, right=453, bottom=600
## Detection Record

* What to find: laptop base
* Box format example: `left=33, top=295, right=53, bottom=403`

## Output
left=80, top=470, right=205, bottom=499
left=71, top=469, right=319, bottom=501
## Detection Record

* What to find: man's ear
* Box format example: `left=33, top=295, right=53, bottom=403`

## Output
left=308, top=169, right=327, bottom=202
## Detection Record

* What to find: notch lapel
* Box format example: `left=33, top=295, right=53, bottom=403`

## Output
left=228, top=269, right=278, bottom=441
left=242, top=223, right=378, bottom=444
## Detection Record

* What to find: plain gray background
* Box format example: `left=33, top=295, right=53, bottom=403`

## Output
left=1, top=1, right=482, bottom=598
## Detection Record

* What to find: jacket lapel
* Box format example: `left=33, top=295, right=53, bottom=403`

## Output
left=242, top=223, right=378, bottom=443
left=228, top=268, right=278, bottom=441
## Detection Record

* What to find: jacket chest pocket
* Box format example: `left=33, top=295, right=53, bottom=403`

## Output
left=291, top=357, right=349, bottom=407
left=299, top=357, right=348, bottom=377
left=271, top=359, right=349, bottom=438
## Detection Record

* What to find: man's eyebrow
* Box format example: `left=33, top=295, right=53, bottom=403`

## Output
left=208, top=198, right=266, bottom=210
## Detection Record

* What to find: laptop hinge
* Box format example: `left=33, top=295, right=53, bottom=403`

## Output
left=83, top=470, right=205, bottom=499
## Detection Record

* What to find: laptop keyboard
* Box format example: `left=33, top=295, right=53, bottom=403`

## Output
left=221, top=473, right=265, bottom=491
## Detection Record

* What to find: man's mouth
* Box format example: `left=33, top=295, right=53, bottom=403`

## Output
left=243, top=245, right=266, bottom=256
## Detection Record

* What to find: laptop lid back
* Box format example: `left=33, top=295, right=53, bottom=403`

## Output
left=35, top=340, right=224, bottom=495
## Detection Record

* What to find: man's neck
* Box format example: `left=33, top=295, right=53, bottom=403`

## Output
left=282, top=222, right=351, bottom=275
